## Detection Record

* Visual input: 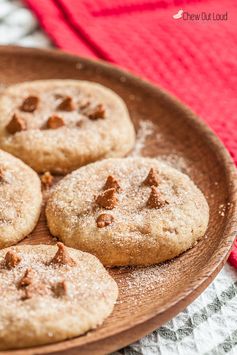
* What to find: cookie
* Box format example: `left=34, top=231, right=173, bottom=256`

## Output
left=46, top=157, right=209, bottom=266
left=0, top=243, right=118, bottom=350
left=0, top=150, right=42, bottom=248
left=0, top=80, right=135, bottom=173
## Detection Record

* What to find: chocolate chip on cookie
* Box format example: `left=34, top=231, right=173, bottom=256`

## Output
left=96, top=213, right=114, bottom=228
left=96, top=188, right=118, bottom=210
left=51, top=242, right=76, bottom=266
left=20, top=96, right=39, bottom=112
left=147, top=186, right=166, bottom=209
left=5, top=251, right=21, bottom=269
left=143, top=168, right=159, bottom=187
left=103, top=175, right=121, bottom=192
left=88, top=104, right=105, bottom=120
left=52, top=280, right=68, bottom=297
left=6, top=114, right=26, bottom=134
left=57, top=96, right=75, bottom=111
left=41, top=171, right=54, bottom=189
left=47, top=115, right=65, bottom=129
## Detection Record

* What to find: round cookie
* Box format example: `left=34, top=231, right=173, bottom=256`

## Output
left=0, top=80, right=135, bottom=173
left=46, top=157, right=209, bottom=266
left=0, top=243, right=118, bottom=350
left=0, top=149, right=42, bottom=248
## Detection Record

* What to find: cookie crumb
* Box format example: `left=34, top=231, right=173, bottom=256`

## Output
left=5, top=251, right=21, bottom=269
left=88, top=104, right=105, bottom=120
left=52, top=280, right=68, bottom=297
left=96, top=213, right=114, bottom=228
left=57, top=96, right=75, bottom=111
left=103, top=175, right=121, bottom=192
left=41, top=171, right=54, bottom=189
left=47, top=115, right=65, bottom=129
left=6, top=114, right=26, bottom=134
left=147, top=186, right=166, bottom=209
left=96, top=188, right=118, bottom=209
left=51, top=242, right=76, bottom=266
left=20, top=96, right=39, bottom=112
left=143, top=168, right=159, bottom=187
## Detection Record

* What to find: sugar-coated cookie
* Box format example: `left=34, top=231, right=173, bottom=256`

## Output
left=0, top=80, right=135, bottom=173
left=46, top=158, right=209, bottom=266
left=0, top=243, right=118, bottom=349
left=0, top=150, right=42, bottom=248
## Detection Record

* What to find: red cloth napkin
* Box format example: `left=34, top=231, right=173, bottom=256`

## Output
left=24, top=0, right=237, bottom=267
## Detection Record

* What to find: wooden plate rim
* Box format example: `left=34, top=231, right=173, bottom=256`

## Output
left=0, top=46, right=237, bottom=354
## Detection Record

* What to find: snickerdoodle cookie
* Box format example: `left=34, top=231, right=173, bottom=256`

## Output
left=0, top=150, right=42, bottom=248
left=0, top=80, right=135, bottom=173
left=0, top=243, right=118, bottom=349
left=46, top=157, right=209, bottom=266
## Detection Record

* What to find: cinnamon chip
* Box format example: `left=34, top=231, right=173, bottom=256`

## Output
left=0, top=168, right=4, bottom=182
left=47, top=115, right=65, bottom=129
left=21, top=282, right=47, bottom=300
left=76, top=120, right=83, bottom=128
left=20, top=96, right=39, bottom=112
left=52, top=280, right=68, bottom=297
left=96, top=188, right=118, bottom=210
left=143, top=168, right=159, bottom=187
left=41, top=171, right=54, bottom=188
left=103, top=175, right=121, bottom=192
left=79, top=101, right=90, bottom=110
left=51, top=242, right=76, bottom=266
left=147, top=186, right=166, bottom=209
left=88, top=104, right=105, bottom=120
left=18, top=268, right=34, bottom=288
left=21, top=288, right=32, bottom=300
left=54, top=94, right=64, bottom=99
left=57, top=96, right=75, bottom=111
left=5, top=251, right=21, bottom=269
left=96, top=213, right=114, bottom=228
left=6, top=114, right=26, bottom=134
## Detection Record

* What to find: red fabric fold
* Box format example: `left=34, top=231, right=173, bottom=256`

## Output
left=24, top=0, right=237, bottom=267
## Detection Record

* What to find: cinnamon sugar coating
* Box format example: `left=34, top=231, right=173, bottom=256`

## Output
left=0, top=244, right=118, bottom=350
left=0, top=149, right=42, bottom=248
left=0, top=80, right=135, bottom=173
left=46, top=157, right=209, bottom=266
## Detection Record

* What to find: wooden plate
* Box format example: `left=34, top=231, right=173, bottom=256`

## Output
left=0, top=46, right=237, bottom=355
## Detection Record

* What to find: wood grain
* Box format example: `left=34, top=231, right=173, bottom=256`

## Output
left=0, top=46, right=237, bottom=355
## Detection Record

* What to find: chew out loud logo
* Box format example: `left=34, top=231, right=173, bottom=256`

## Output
left=173, top=9, right=228, bottom=21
